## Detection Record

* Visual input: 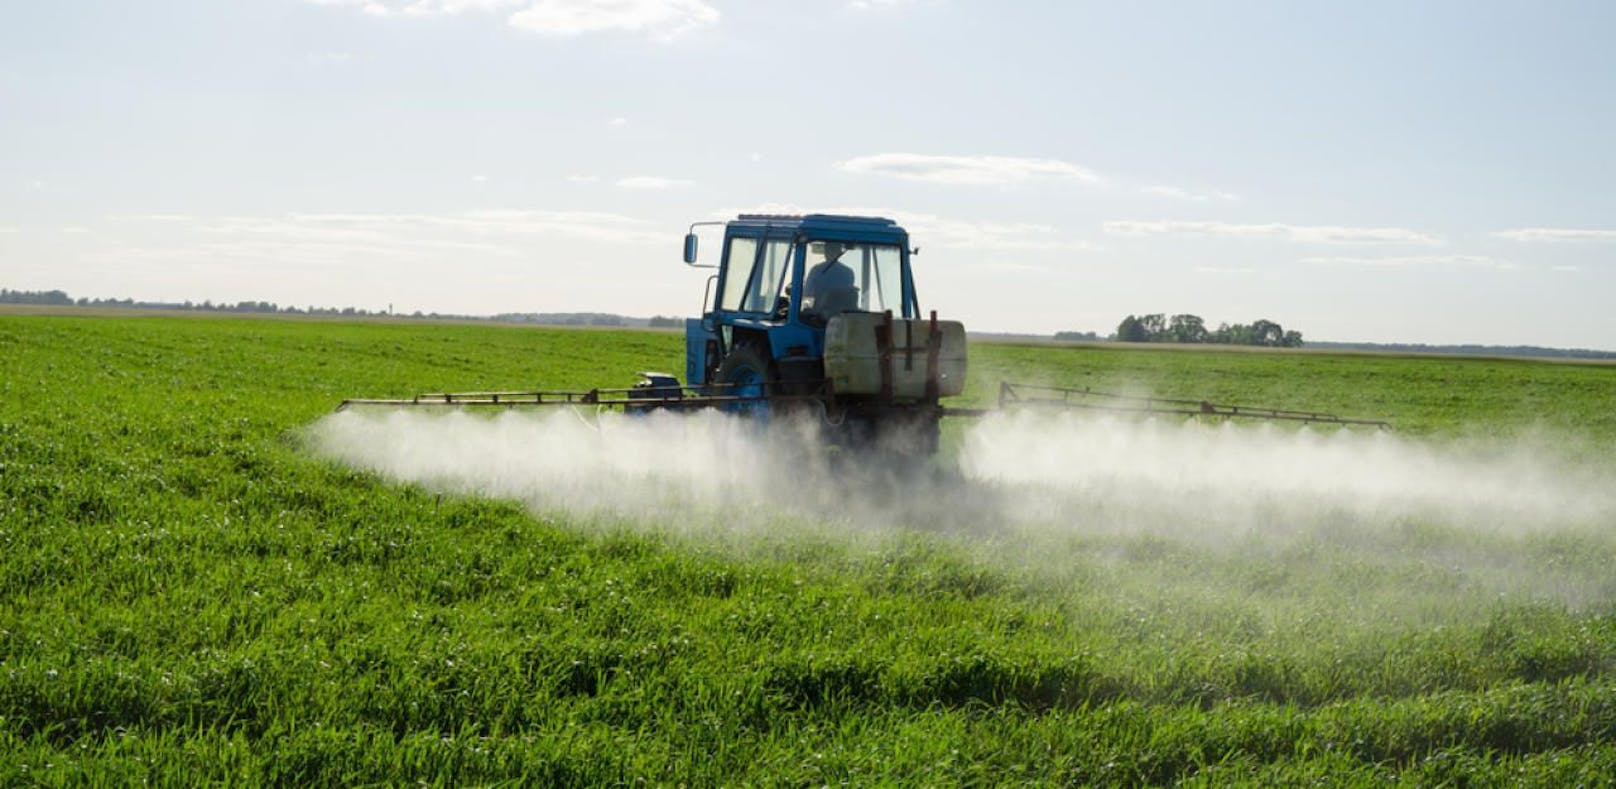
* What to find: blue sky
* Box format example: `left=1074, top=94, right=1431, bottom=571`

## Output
left=3, top=0, right=1614, bottom=348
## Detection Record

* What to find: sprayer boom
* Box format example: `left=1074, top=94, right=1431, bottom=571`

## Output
left=336, top=376, right=829, bottom=413
left=994, top=383, right=1390, bottom=428
left=341, top=379, right=1389, bottom=429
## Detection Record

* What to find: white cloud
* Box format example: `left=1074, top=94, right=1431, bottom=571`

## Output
left=1494, top=228, right=1616, bottom=243
left=1193, top=266, right=1257, bottom=275
left=64, top=208, right=710, bottom=317
left=712, top=202, right=805, bottom=218
left=303, top=0, right=383, bottom=13
left=615, top=175, right=692, bottom=189
left=409, top=0, right=527, bottom=12
left=72, top=209, right=668, bottom=299
left=717, top=203, right=1099, bottom=253
left=509, top=0, right=719, bottom=39
left=1301, top=254, right=1516, bottom=270
left=606, top=116, right=629, bottom=128
left=566, top=174, right=600, bottom=183
left=100, top=210, right=665, bottom=273
left=1551, top=265, right=1583, bottom=273
left=1104, top=220, right=1440, bottom=245
left=471, top=174, right=489, bottom=183
left=305, top=0, right=524, bottom=15
left=902, top=215, right=1098, bottom=252
left=306, top=0, right=718, bottom=39
left=837, top=153, right=1102, bottom=186
left=1142, top=185, right=1238, bottom=202
left=981, top=260, right=1056, bottom=274
left=305, top=51, right=357, bottom=65
left=110, top=214, right=196, bottom=223
left=282, top=209, right=665, bottom=243
left=849, top=0, right=916, bottom=9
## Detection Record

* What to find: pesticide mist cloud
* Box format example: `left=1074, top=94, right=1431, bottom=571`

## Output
left=311, top=407, right=1613, bottom=536
left=309, top=407, right=1616, bottom=609
left=961, top=411, right=1614, bottom=535
left=311, top=409, right=866, bottom=529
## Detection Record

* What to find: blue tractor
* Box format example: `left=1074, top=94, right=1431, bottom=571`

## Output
left=673, top=213, right=968, bottom=454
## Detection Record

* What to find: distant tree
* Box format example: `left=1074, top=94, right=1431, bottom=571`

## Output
left=1169, top=314, right=1209, bottom=344
left=1116, top=315, right=1148, bottom=342
left=1281, top=330, right=1304, bottom=348
left=1251, top=319, right=1284, bottom=347
left=1138, top=313, right=1167, bottom=340
left=1214, top=322, right=1252, bottom=345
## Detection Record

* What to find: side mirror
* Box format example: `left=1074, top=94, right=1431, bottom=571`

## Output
left=683, top=233, right=698, bottom=264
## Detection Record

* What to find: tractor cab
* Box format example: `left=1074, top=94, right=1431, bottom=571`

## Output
left=682, top=214, right=918, bottom=395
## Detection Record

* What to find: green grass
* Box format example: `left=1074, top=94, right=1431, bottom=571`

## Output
left=965, top=341, right=1616, bottom=439
left=2, top=314, right=1614, bottom=785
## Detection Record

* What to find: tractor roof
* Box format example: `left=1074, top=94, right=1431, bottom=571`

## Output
left=730, top=213, right=908, bottom=244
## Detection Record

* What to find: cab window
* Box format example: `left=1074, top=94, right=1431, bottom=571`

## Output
left=740, top=240, right=792, bottom=314
left=804, top=241, right=909, bottom=318
left=857, top=244, right=908, bottom=316
left=718, top=236, right=759, bottom=311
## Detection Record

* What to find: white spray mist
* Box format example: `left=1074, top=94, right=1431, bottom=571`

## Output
left=308, top=406, right=1616, bottom=607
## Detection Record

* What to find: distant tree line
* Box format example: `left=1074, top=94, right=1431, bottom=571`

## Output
left=0, top=288, right=396, bottom=317
left=0, top=289, right=74, bottom=305
left=495, top=313, right=683, bottom=329
left=2, top=288, right=683, bottom=328
left=1053, top=330, right=1100, bottom=341
left=494, top=312, right=630, bottom=327
left=1307, top=341, right=1616, bottom=361
left=1115, top=313, right=1304, bottom=348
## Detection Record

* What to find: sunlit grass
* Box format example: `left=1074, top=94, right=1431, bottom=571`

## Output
left=2, top=314, right=1613, bottom=784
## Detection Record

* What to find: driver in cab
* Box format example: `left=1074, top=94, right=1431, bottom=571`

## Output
left=802, top=241, right=856, bottom=322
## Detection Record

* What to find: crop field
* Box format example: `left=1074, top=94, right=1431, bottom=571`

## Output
left=3, top=313, right=1615, bottom=785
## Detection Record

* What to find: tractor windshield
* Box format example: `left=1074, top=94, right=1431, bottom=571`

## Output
left=803, top=240, right=909, bottom=320
left=720, top=237, right=794, bottom=316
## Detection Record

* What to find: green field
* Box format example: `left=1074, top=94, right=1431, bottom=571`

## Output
left=3, top=313, right=1615, bottom=785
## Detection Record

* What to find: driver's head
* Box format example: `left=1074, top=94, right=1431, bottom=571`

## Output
left=822, top=241, right=845, bottom=261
